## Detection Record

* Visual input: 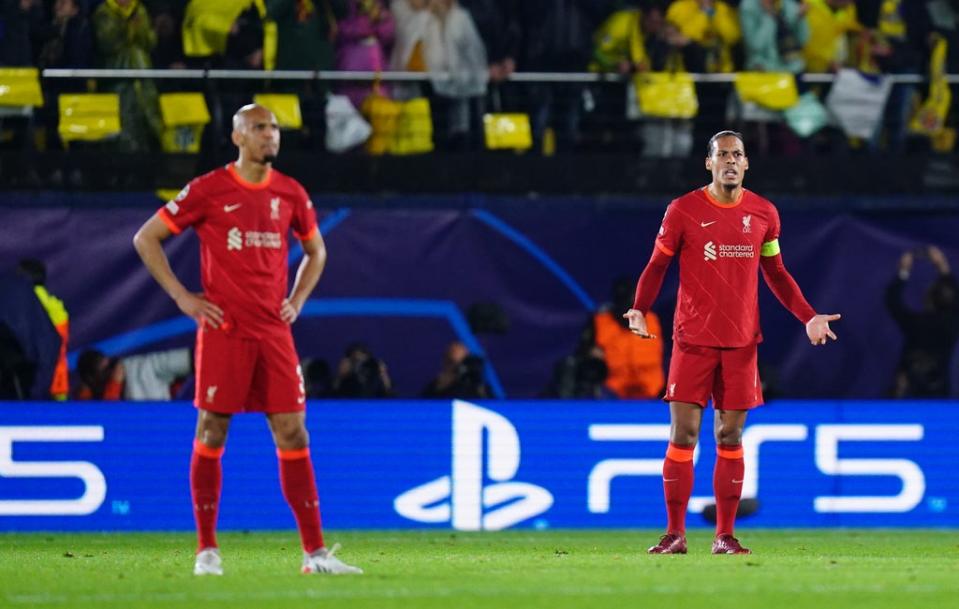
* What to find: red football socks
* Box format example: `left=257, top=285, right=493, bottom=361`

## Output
left=714, top=444, right=745, bottom=537
left=190, top=439, right=224, bottom=552
left=277, top=448, right=324, bottom=553
left=663, top=442, right=695, bottom=535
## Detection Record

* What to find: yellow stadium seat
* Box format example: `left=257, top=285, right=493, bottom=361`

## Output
left=734, top=73, right=799, bottom=111
left=634, top=72, right=699, bottom=119
left=253, top=94, right=302, bottom=130
left=390, top=98, right=433, bottom=155
left=159, top=92, right=211, bottom=153
left=58, top=94, right=121, bottom=145
left=361, top=93, right=401, bottom=155
left=0, top=68, right=44, bottom=118
left=483, top=113, right=532, bottom=151
left=360, top=95, right=433, bottom=155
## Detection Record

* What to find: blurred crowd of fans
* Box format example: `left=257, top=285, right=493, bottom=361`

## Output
left=2, top=0, right=959, bottom=155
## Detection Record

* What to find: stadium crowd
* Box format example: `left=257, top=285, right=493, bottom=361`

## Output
left=1, top=0, right=958, bottom=155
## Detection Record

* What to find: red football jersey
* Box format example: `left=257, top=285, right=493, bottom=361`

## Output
left=655, top=186, right=780, bottom=348
left=158, top=164, right=318, bottom=339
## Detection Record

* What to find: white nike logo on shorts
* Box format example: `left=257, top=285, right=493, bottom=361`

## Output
left=731, top=479, right=744, bottom=484
left=663, top=478, right=680, bottom=483
left=224, top=204, right=242, bottom=212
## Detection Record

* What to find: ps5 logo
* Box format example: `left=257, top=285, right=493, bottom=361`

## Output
left=394, top=400, right=553, bottom=530
left=0, top=426, right=107, bottom=515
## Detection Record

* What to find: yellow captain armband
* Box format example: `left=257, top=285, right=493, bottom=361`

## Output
left=761, top=239, right=781, bottom=257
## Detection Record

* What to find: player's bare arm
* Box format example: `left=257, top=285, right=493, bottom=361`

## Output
left=281, top=230, right=327, bottom=325
left=623, top=308, right=656, bottom=338
left=133, top=213, right=225, bottom=328
left=805, top=313, right=840, bottom=346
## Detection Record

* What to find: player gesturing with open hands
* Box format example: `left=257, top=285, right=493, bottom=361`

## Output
left=806, top=313, right=841, bottom=345
left=631, top=130, right=840, bottom=556
left=623, top=308, right=656, bottom=338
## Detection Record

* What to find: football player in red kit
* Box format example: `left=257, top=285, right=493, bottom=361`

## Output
left=133, top=104, right=361, bottom=575
left=625, top=131, right=841, bottom=555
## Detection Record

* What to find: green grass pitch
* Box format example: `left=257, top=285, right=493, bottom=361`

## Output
left=3, top=530, right=958, bottom=609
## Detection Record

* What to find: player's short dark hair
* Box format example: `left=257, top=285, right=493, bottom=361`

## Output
left=706, top=130, right=746, bottom=156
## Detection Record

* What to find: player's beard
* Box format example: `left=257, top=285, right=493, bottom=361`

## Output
left=261, top=153, right=277, bottom=164
left=721, top=180, right=740, bottom=192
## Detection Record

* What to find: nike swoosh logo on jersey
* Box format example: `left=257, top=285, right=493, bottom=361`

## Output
left=224, top=204, right=242, bottom=212
left=700, top=221, right=717, bottom=227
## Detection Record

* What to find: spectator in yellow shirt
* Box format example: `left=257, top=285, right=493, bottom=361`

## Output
left=666, top=0, right=741, bottom=73
left=590, top=5, right=686, bottom=74
left=803, top=0, right=862, bottom=72
left=589, top=5, right=692, bottom=157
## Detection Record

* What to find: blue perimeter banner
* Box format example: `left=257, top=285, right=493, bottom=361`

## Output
left=0, top=400, right=956, bottom=531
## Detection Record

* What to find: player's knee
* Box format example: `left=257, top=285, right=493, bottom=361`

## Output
left=715, top=426, right=743, bottom=445
left=670, top=426, right=699, bottom=445
left=274, top=425, right=309, bottom=450
left=196, top=415, right=230, bottom=447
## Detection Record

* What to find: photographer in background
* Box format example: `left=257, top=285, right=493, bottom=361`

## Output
left=333, top=343, right=394, bottom=398
left=74, top=347, right=192, bottom=401
left=544, top=341, right=615, bottom=399
left=548, top=277, right=664, bottom=399
left=421, top=341, right=491, bottom=399
left=886, top=245, right=959, bottom=398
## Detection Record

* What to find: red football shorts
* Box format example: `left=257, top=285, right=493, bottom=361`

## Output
left=663, top=341, right=763, bottom=411
left=194, top=326, right=305, bottom=414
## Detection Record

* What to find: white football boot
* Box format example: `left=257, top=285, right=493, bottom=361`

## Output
left=193, top=547, right=223, bottom=576
left=301, top=543, right=363, bottom=575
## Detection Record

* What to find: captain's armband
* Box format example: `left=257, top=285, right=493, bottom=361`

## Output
left=760, top=239, right=780, bottom=257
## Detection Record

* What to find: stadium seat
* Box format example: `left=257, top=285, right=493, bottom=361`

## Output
left=362, top=92, right=401, bottom=155
left=390, top=98, right=433, bottom=155
left=483, top=113, right=532, bottom=151
left=0, top=68, right=44, bottom=118
left=361, top=96, right=433, bottom=156
left=57, top=93, right=121, bottom=146
left=632, top=72, right=699, bottom=119
left=253, top=93, right=302, bottom=130
left=158, top=93, right=211, bottom=153
left=732, top=72, right=799, bottom=124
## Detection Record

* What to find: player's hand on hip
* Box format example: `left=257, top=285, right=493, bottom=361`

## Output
left=176, top=292, right=224, bottom=328
left=280, top=298, right=299, bottom=324
left=806, top=313, right=840, bottom=346
left=623, top=308, right=656, bottom=338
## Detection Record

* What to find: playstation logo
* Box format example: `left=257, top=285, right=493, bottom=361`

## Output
left=394, top=400, right=553, bottom=530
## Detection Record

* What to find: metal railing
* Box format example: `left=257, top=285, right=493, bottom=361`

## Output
left=40, top=69, right=957, bottom=84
